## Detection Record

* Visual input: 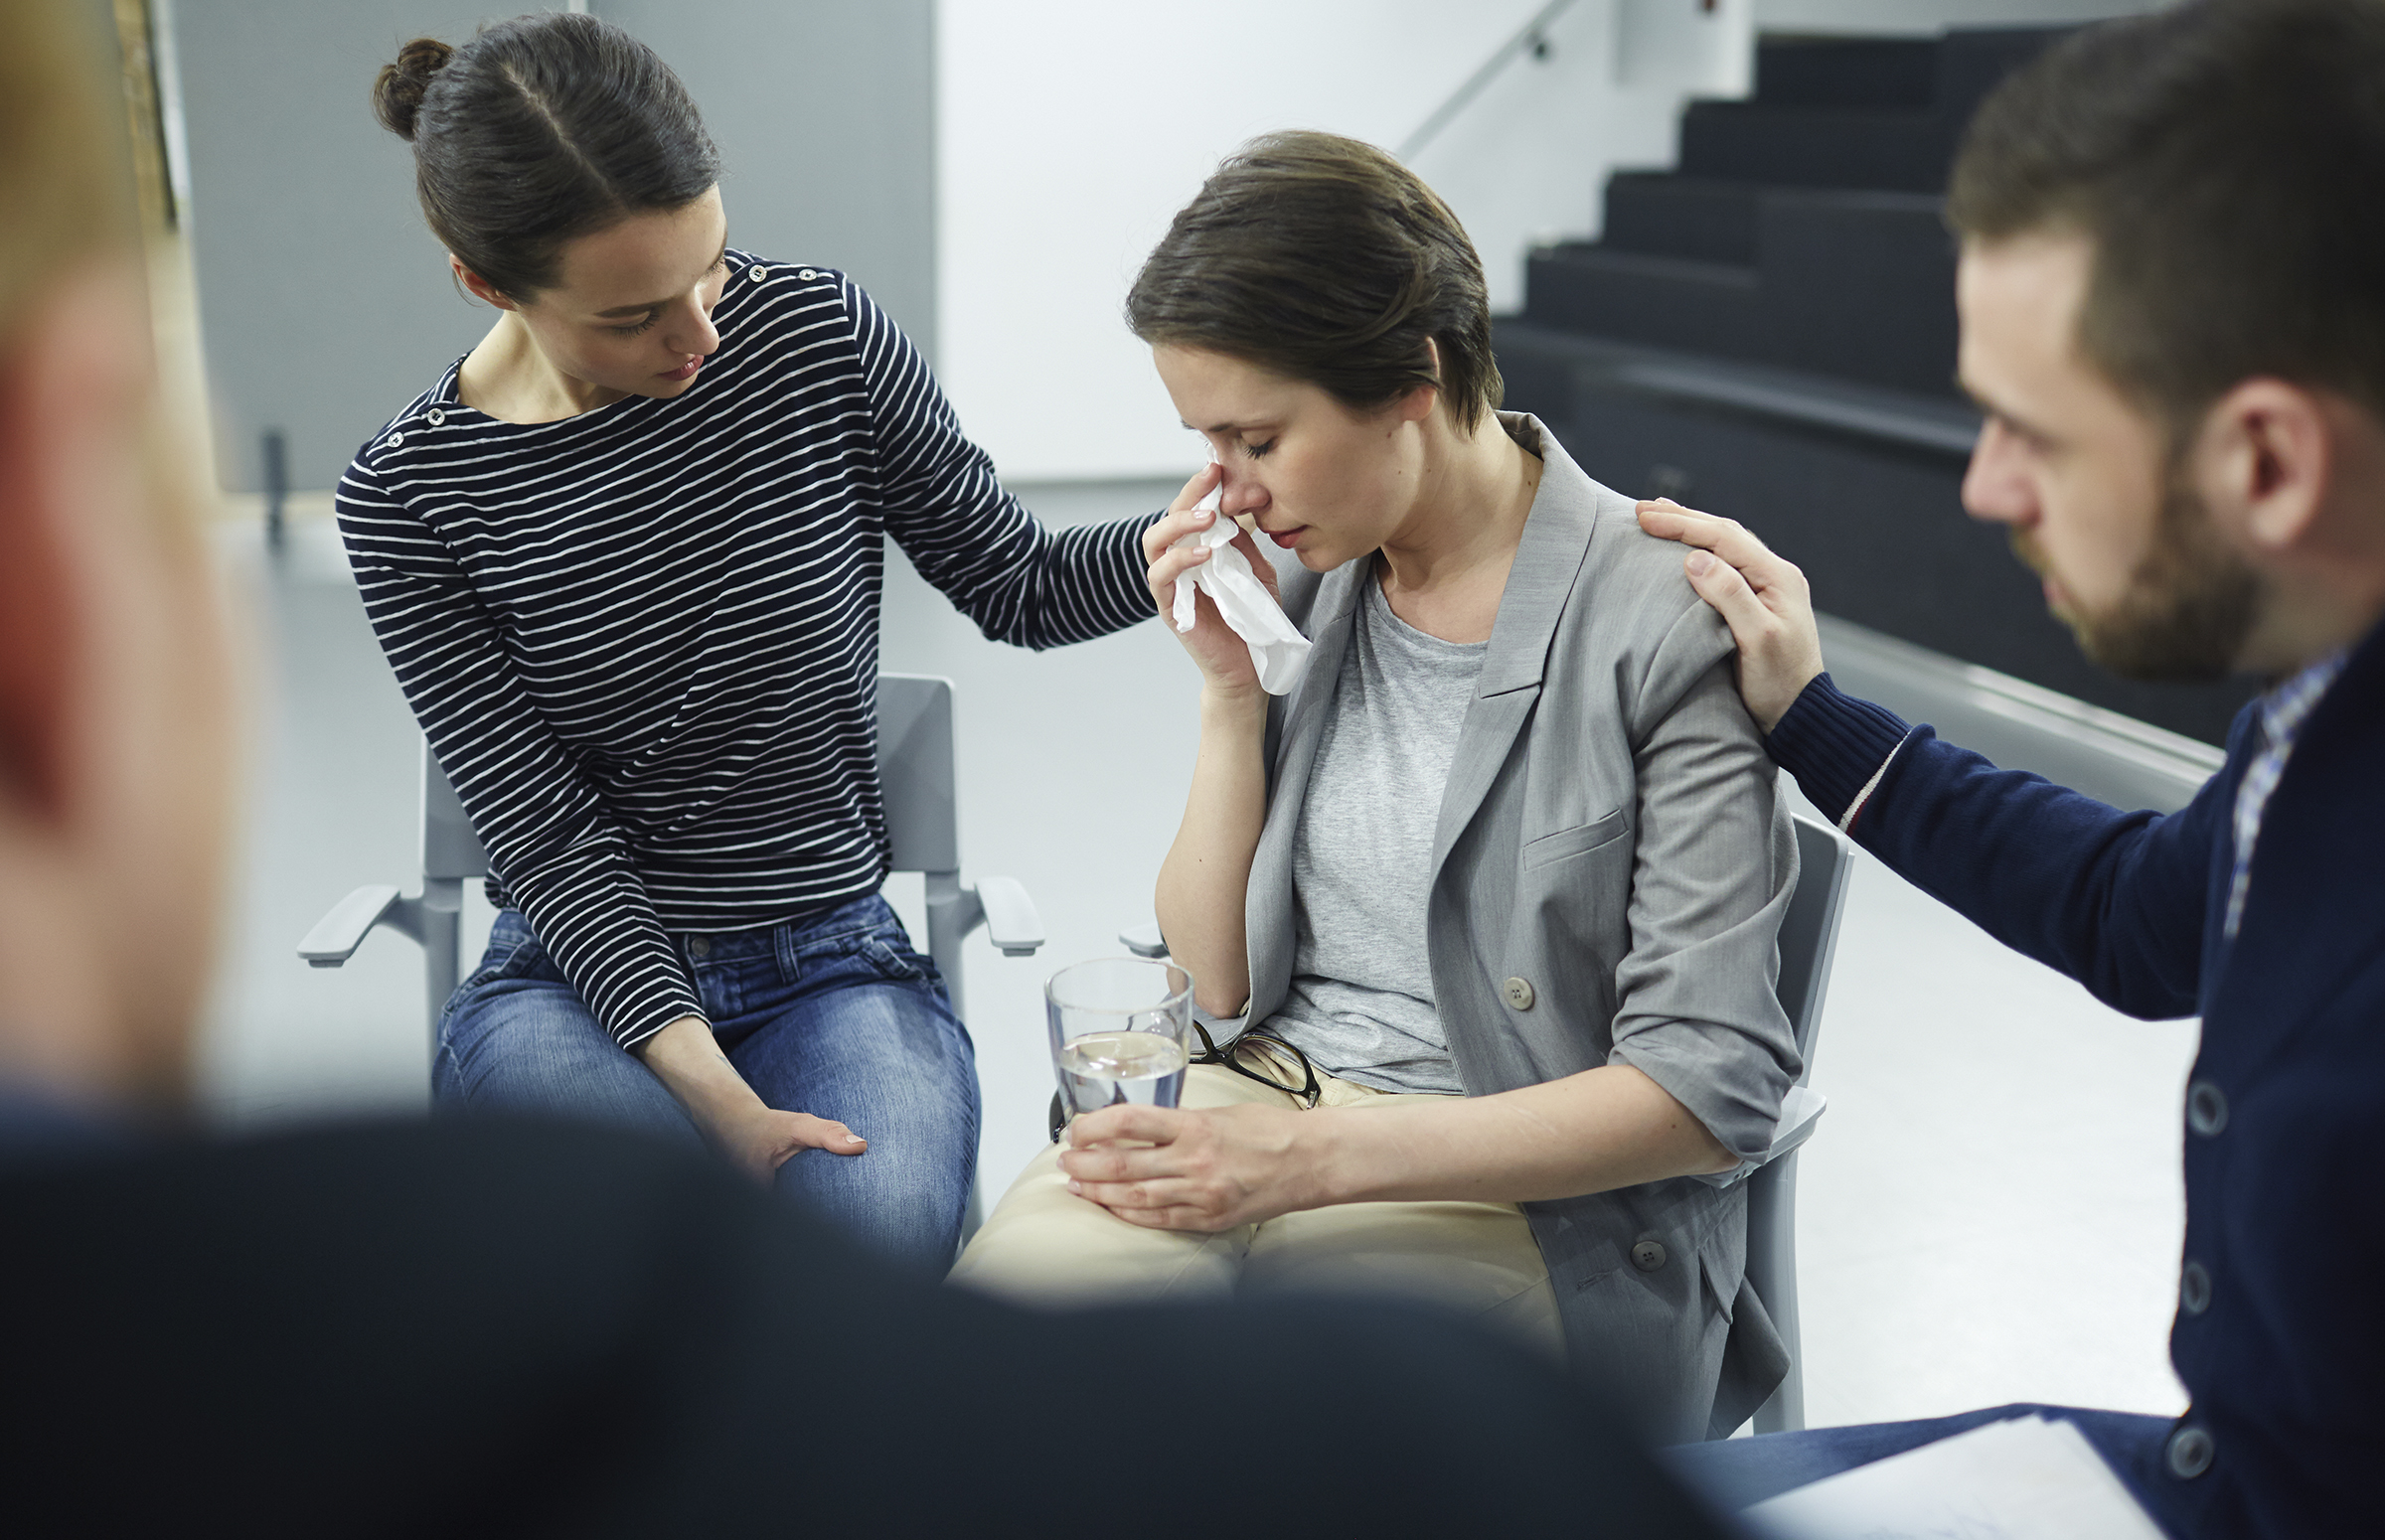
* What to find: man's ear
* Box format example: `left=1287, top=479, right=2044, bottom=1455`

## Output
left=2192, top=378, right=2332, bottom=555
left=449, top=252, right=520, bottom=312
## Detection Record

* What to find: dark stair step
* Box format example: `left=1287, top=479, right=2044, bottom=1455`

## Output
left=1600, top=173, right=1763, bottom=265
left=1531, top=188, right=1957, bottom=396
left=1679, top=101, right=1956, bottom=194
left=1523, top=246, right=1762, bottom=363
left=1754, top=35, right=1938, bottom=108
left=1679, top=27, right=2076, bottom=195
left=1933, top=26, right=2076, bottom=127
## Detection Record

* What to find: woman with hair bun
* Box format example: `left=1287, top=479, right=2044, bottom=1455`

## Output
left=953, top=132, right=1803, bottom=1440
left=340, top=11, right=1157, bottom=1273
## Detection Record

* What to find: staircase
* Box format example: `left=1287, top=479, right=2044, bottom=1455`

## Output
left=1498, top=29, right=2257, bottom=747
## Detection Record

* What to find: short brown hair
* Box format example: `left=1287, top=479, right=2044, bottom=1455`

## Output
left=1947, top=0, right=2385, bottom=434
left=1126, top=131, right=1503, bottom=430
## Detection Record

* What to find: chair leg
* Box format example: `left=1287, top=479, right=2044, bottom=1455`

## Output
left=1748, top=1151, right=1806, bottom=1435
left=418, top=877, right=463, bottom=1054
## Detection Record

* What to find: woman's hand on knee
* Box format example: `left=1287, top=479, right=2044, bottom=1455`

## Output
left=638, top=1016, right=866, bottom=1183
left=716, top=1105, right=867, bottom=1185
left=1058, top=1102, right=1315, bottom=1231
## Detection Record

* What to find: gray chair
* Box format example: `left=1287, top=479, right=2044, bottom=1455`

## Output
left=1747, top=812, right=1852, bottom=1434
left=296, top=675, right=1045, bottom=1235
left=1116, top=809, right=1850, bottom=1436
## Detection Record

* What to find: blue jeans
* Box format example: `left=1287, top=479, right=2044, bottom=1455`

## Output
left=1663, top=1403, right=2183, bottom=1535
left=434, top=895, right=979, bottom=1274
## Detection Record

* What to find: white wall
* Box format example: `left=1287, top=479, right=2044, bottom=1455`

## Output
left=935, top=0, right=1750, bottom=482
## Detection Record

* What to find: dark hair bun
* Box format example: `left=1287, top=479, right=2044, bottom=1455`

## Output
left=373, top=37, right=453, bottom=140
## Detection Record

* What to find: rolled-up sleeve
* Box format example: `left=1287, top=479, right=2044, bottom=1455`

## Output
left=1605, top=606, right=1803, bottom=1164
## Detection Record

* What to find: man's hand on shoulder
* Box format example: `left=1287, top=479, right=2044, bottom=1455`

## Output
left=1636, top=499, right=1826, bottom=733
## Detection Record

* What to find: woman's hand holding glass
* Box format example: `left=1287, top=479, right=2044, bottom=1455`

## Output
left=1142, top=462, right=1280, bottom=696
left=1058, top=1101, right=1327, bottom=1232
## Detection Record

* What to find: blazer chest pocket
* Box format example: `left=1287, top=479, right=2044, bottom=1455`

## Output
left=1522, top=809, right=1629, bottom=871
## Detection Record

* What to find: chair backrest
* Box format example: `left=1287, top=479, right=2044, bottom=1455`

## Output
left=422, top=740, right=486, bottom=881
left=417, top=674, right=964, bottom=888
left=1774, top=814, right=1851, bottom=1080
left=874, top=674, right=960, bottom=875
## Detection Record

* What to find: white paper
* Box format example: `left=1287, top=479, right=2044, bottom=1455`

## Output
left=1169, top=463, right=1312, bottom=694
left=1741, top=1415, right=2167, bottom=1540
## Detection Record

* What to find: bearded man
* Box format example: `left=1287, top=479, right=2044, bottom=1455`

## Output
left=1642, top=2, right=2385, bottom=1535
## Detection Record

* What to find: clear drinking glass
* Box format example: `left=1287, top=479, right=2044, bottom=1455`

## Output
left=1046, top=957, right=1195, bottom=1121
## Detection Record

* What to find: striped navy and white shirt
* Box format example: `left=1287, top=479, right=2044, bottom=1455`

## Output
left=338, top=256, right=1156, bottom=1050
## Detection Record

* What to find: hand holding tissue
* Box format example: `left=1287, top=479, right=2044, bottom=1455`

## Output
left=1169, top=474, right=1313, bottom=694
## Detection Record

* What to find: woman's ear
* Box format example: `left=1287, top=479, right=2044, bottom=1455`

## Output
left=1396, top=338, right=1445, bottom=425
left=449, top=253, right=519, bottom=311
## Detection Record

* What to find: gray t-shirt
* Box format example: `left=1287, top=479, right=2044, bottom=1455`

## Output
left=1261, top=569, right=1485, bottom=1095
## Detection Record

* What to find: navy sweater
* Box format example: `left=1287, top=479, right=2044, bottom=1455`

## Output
left=1767, top=619, right=2385, bottom=1539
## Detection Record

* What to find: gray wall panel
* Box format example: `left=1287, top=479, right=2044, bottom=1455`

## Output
left=175, top=1, right=934, bottom=493
left=175, top=1, right=498, bottom=493
left=594, top=0, right=935, bottom=355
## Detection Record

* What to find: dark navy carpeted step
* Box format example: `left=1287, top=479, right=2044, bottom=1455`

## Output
left=1753, top=35, right=1938, bottom=108
left=1531, top=187, right=1957, bottom=395
left=1600, top=174, right=1763, bottom=264
left=1678, top=101, right=1955, bottom=193
left=1764, top=191, right=1955, bottom=396
left=1524, top=245, right=1761, bottom=362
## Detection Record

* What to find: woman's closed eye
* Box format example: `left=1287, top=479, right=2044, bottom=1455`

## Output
left=610, top=255, right=729, bottom=336
left=1240, top=438, right=1275, bottom=459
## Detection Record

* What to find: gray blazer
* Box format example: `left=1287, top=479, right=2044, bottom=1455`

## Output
left=1248, top=415, right=1801, bottom=1441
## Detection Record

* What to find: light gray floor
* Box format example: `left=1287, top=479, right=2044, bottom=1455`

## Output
left=203, top=487, right=2192, bottom=1430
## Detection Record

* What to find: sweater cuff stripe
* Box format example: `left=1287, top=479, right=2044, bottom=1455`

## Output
left=1765, top=673, right=1917, bottom=826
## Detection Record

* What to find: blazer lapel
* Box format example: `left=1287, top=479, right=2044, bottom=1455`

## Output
left=1428, top=414, right=1602, bottom=875
left=1244, top=561, right=1366, bottom=1020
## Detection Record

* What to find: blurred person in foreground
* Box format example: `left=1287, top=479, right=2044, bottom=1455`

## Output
left=0, top=6, right=1734, bottom=1535
left=1643, top=2, right=2385, bottom=1535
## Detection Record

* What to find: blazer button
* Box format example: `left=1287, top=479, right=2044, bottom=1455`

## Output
left=1631, top=1238, right=1667, bottom=1272
left=2186, top=1080, right=2228, bottom=1137
left=2180, top=1260, right=2211, bottom=1316
left=1502, top=976, right=1537, bottom=1010
left=2164, top=1425, right=2214, bottom=1480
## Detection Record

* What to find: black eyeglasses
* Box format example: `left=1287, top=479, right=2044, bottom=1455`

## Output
left=1192, top=1021, right=1322, bottom=1110
left=1048, top=1020, right=1324, bottom=1144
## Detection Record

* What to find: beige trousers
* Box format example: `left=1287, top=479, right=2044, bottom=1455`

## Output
left=949, top=1046, right=1564, bottom=1358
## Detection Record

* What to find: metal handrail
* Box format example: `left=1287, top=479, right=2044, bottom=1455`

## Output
left=1395, top=0, right=1585, bottom=162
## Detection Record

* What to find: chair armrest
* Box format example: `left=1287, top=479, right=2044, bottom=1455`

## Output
left=296, top=884, right=404, bottom=968
left=1119, top=920, right=1167, bottom=958
left=1764, top=1083, right=1828, bottom=1164
left=973, top=876, right=1043, bottom=957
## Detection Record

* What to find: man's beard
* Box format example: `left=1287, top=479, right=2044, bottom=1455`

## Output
left=2010, top=468, right=2261, bottom=684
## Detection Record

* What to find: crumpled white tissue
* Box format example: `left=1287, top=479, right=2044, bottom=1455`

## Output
left=1169, top=470, right=1313, bottom=694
